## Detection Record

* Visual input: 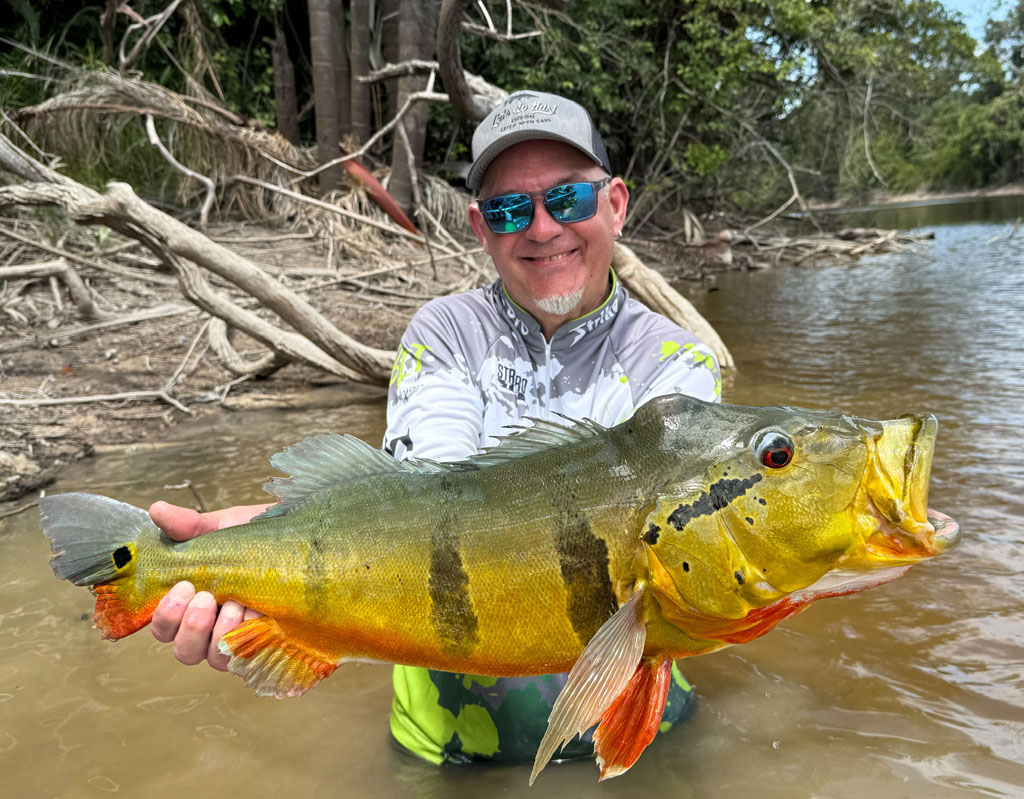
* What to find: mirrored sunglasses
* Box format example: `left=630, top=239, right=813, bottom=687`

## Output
left=479, top=178, right=611, bottom=234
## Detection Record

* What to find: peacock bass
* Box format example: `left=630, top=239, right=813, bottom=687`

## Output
left=38, top=394, right=960, bottom=783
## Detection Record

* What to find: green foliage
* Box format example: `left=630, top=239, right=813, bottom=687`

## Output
left=2, top=0, right=1023, bottom=218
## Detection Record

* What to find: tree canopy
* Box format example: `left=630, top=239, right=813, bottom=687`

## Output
left=2, top=0, right=1022, bottom=223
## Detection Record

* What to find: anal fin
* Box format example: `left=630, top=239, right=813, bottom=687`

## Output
left=93, top=582, right=157, bottom=640
left=593, top=659, right=672, bottom=781
left=218, top=616, right=342, bottom=699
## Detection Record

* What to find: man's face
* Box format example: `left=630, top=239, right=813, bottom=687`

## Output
left=468, top=140, right=628, bottom=335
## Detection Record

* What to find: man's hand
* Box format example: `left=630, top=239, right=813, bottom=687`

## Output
left=149, top=501, right=270, bottom=671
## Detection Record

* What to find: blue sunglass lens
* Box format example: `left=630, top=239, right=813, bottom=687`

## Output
left=482, top=194, right=532, bottom=233
left=545, top=183, right=595, bottom=222
left=481, top=181, right=602, bottom=234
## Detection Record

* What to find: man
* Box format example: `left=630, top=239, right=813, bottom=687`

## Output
left=149, top=90, right=721, bottom=765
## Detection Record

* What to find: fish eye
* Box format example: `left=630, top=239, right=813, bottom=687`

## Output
left=753, top=430, right=794, bottom=469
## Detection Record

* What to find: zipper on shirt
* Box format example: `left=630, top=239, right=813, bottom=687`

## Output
left=541, top=338, right=553, bottom=420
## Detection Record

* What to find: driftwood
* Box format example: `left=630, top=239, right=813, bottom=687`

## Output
left=0, top=258, right=104, bottom=320
left=0, top=132, right=393, bottom=384
left=612, top=243, right=734, bottom=369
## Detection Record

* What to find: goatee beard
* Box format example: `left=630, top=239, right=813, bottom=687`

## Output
left=535, top=287, right=585, bottom=317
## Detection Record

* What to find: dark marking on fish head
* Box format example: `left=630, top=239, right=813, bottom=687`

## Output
left=746, top=517, right=754, bottom=525
left=112, top=546, right=132, bottom=569
left=758, top=497, right=767, bottom=506
left=734, top=570, right=745, bottom=585
left=666, top=474, right=764, bottom=531
left=683, top=561, right=690, bottom=572
left=643, top=523, right=660, bottom=546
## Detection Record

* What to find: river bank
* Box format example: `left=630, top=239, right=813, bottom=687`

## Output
left=806, top=182, right=1024, bottom=212
left=0, top=215, right=925, bottom=513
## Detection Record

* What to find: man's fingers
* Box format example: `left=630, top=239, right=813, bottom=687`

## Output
left=148, top=501, right=273, bottom=542
left=149, top=502, right=212, bottom=541
left=151, top=581, right=195, bottom=643
left=172, top=591, right=218, bottom=666
left=206, top=600, right=246, bottom=672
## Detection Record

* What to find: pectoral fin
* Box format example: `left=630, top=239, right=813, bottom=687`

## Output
left=593, top=659, right=673, bottom=780
left=218, top=616, right=340, bottom=698
left=530, top=588, right=648, bottom=785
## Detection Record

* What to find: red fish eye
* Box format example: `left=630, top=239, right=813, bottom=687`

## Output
left=754, top=431, right=794, bottom=469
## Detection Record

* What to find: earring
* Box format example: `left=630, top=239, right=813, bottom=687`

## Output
left=614, top=230, right=622, bottom=239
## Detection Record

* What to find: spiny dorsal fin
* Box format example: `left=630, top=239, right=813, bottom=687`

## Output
left=257, top=432, right=468, bottom=518
left=466, top=414, right=607, bottom=468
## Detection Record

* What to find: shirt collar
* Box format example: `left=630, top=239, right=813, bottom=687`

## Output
left=493, top=269, right=626, bottom=352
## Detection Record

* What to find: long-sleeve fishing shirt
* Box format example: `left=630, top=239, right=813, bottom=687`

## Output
left=383, top=269, right=720, bottom=763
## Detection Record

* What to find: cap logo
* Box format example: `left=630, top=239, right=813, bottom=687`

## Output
left=491, top=97, right=558, bottom=131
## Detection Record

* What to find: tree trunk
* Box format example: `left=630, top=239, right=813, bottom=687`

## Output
left=99, top=0, right=119, bottom=66
left=308, top=0, right=343, bottom=190
left=389, top=0, right=436, bottom=216
left=272, top=12, right=301, bottom=145
left=380, top=0, right=401, bottom=123
left=349, top=0, right=372, bottom=143
left=436, top=0, right=489, bottom=121
left=331, top=0, right=351, bottom=136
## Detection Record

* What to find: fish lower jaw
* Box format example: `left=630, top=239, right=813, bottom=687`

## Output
left=862, top=495, right=950, bottom=561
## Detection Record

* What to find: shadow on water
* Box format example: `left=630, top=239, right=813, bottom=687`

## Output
left=3, top=199, right=1024, bottom=797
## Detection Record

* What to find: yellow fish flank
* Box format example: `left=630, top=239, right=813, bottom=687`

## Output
left=38, top=394, right=960, bottom=782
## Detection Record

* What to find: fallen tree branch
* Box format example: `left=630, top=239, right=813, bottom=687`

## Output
left=138, top=238, right=366, bottom=381
left=612, top=242, right=734, bottom=369
left=119, top=0, right=185, bottom=71
left=207, top=317, right=287, bottom=378
left=145, top=112, right=215, bottom=233
left=0, top=258, right=106, bottom=319
left=260, top=89, right=451, bottom=185
left=0, top=388, right=191, bottom=414
left=0, top=136, right=394, bottom=382
left=229, top=174, right=425, bottom=244
left=0, top=225, right=178, bottom=285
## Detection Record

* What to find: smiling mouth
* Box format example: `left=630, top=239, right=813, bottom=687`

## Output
left=523, top=248, right=578, bottom=264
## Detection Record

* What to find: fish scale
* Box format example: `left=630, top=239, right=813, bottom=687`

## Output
left=38, top=393, right=960, bottom=783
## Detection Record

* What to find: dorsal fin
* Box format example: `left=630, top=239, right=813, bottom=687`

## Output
left=258, top=433, right=406, bottom=518
left=256, top=432, right=474, bottom=519
left=465, top=414, right=607, bottom=468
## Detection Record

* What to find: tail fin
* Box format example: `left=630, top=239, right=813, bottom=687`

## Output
left=39, top=492, right=158, bottom=639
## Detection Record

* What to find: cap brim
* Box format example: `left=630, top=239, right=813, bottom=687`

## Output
left=467, top=131, right=608, bottom=192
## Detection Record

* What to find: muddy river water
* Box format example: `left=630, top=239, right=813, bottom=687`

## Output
left=3, top=198, right=1023, bottom=797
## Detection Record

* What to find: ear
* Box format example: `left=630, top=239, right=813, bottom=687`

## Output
left=467, top=202, right=493, bottom=253
left=607, top=177, right=629, bottom=233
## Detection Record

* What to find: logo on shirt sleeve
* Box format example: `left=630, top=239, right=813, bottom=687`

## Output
left=390, top=342, right=432, bottom=388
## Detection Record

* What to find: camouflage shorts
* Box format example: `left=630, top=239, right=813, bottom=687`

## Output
left=389, top=663, right=697, bottom=764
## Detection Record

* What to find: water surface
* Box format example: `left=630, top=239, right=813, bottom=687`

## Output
left=3, top=207, right=1023, bottom=797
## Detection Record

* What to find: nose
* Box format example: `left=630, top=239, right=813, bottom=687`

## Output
left=525, top=197, right=564, bottom=242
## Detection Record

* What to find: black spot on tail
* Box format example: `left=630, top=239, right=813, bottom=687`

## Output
left=112, top=546, right=132, bottom=569
left=667, top=474, right=763, bottom=531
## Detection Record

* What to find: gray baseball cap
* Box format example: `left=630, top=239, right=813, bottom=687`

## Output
left=466, top=90, right=612, bottom=192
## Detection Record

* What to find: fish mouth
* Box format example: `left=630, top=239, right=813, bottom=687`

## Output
left=859, top=414, right=960, bottom=562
